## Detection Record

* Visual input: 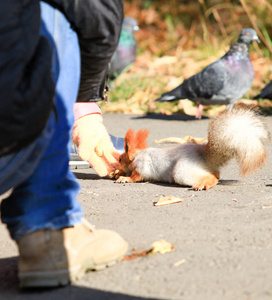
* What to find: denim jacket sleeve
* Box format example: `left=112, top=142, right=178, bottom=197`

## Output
left=42, top=0, right=124, bottom=102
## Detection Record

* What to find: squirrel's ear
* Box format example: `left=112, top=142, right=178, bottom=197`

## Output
left=128, top=150, right=135, bottom=161
left=124, top=141, right=129, bottom=154
left=124, top=129, right=134, bottom=151
left=124, top=129, right=136, bottom=160
left=135, top=129, right=149, bottom=150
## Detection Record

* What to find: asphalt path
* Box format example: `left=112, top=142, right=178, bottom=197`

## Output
left=1, top=111, right=272, bottom=300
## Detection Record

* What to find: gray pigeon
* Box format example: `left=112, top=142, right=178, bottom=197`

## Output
left=109, top=17, right=139, bottom=79
left=155, top=28, right=260, bottom=118
left=254, top=81, right=272, bottom=100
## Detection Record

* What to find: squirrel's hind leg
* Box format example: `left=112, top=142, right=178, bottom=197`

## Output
left=192, top=172, right=220, bottom=191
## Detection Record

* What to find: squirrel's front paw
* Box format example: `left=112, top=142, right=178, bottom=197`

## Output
left=116, top=176, right=132, bottom=183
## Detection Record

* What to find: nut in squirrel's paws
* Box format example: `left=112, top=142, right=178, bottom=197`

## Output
left=109, top=169, right=120, bottom=179
left=109, top=169, right=124, bottom=180
left=108, top=171, right=117, bottom=179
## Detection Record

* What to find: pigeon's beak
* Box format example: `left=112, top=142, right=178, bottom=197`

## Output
left=253, top=35, right=260, bottom=43
left=133, top=25, right=140, bottom=32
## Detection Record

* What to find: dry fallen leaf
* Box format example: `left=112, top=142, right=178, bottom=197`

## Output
left=179, top=99, right=198, bottom=116
left=122, top=239, right=174, bottom=261
left=206, top=105, right=227, bottom=116
left=127, top=90, right=149, bottom=105
left=237, top=99, right=259, bottom=107
left=154, top=195, right=184, bottom=206
left=166, top=76, right=184, bottom=91
left=155, top=136, right=207, bottom=144
left=152, top=56, right=178, bottom=67
left=149, top=240, right=175, bottom=254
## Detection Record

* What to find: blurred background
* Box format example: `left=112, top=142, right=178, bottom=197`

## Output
left=106, top=0, right=272, bottom=117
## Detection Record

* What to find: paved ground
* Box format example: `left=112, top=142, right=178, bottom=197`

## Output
left=1, top=111, right=272, bottom=300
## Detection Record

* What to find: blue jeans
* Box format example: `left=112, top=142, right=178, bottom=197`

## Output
left=0, top=2, right=83, bottom=240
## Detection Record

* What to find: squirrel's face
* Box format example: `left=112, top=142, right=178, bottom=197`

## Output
left=118, top=152, right=134, bottom=174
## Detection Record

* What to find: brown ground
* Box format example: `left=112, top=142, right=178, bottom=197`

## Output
left=1, top=111, right=272, bottom=300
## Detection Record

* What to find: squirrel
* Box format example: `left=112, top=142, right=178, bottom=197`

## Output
left=115, top=106, right=270, bottom=190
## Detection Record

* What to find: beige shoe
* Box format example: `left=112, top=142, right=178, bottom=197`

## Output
left=16, top=219, right=128, bottom=288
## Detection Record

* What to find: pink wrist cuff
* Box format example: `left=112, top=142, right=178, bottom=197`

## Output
left=74, top=102, right=101, bottom=121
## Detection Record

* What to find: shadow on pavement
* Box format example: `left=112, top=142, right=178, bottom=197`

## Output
left=0, top=257, right=157, bottom=300
left=217, top=180, right=240, bottom=186
left=132, top=114, right=209, bottom=121
left=73, top=172, right=100, bottom=180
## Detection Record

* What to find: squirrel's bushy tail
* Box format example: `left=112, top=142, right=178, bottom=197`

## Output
left=207, top=105, right=270, bottom=176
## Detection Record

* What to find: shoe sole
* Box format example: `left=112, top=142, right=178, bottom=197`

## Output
left=19, top=254, right=125, bottom=288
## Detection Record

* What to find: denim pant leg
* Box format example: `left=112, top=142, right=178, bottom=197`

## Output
left=1, top=3, right=83, bottom=240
